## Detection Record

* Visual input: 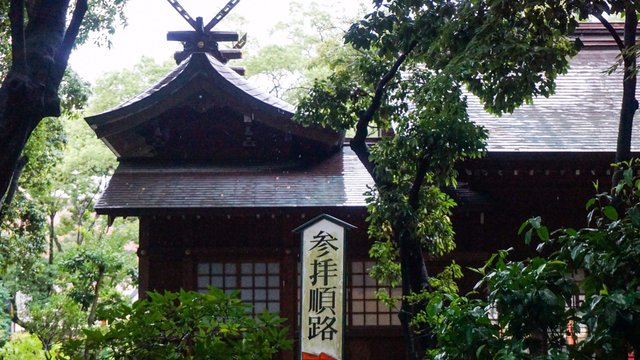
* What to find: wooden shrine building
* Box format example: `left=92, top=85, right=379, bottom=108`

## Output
left=86, top=20, right=639, bottom=360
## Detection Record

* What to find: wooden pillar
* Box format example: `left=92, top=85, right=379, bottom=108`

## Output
left=281, top=213, right=298, bottom=360
left=182, top=216, right=195, bottom=290
left=138, top=216, right=151, bottom=298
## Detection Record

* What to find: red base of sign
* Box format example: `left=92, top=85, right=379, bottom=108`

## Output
left=302, top=352, right=337, bottom=360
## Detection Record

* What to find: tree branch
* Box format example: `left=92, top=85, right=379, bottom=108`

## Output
left=9, top=0, right=26, bottom=73
left=0, top=156, right=27, bottom=220
left=76, top=178, right=105, bottom=244
left=351, top=40, right=418, bottom=180
left=407, top=156, right=430, bottom=210
left=593, top=13, right=625, bottom=52
left=48, top=213, right=56, bottom=265
left=52, top=0, right=88, bottom=85
left=87, top=266, right=105, bottom=326
left=48, top=211, right=64, bottom=252
left=623, top=5, right=637, bottom=55
left=613, top=5, right=638, bottom=167
left=9, top=294, right=30, bottom=331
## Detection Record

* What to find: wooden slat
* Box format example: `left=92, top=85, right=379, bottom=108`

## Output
left=220, top=49, right=242, bottom=60
left=167, top=30, right=239, bottom=42
left=166, top=0, right=197, bottom=30
left=230, top=66, right=245, bottom=76
left=204, top=0, right=241, bottom=31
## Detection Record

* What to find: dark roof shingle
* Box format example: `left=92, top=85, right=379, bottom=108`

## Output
left=95, top=148, right=372, bottom=213
left=468, top=49, right=639, bottom=152
left=95, top=47, right=636, bottom=214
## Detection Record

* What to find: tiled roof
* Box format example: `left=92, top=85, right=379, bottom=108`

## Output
left=86, top=53, right=342, bottom=151
left=572, top=22, right=625, bottom=49
left=467, top=49, right=640, bottom=152
left=90, top=52, right=294, bottom=120
left=95, top=148, right=373, bottom=214
left=95, top=46, right=637, bottom=213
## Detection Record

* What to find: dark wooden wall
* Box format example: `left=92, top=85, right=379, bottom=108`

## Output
left=452, top=153, right=616, bottom=292
left=138, top=207, right=408, bottom=360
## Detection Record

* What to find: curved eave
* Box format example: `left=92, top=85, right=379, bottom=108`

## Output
left=94, top=147, right=372, bottom=216
left=86, top=52, right=342, bottom=149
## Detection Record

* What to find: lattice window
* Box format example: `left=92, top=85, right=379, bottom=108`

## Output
left=567, top=293, right=588, bottom=344
left=350, top=261, right=401, bottom=326
left=296, top=260, right=401, bottom=326
left=197, top=261, right=281, bottom=315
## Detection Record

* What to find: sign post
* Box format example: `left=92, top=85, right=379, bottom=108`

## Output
left=294, top=214, right=355, bottom=360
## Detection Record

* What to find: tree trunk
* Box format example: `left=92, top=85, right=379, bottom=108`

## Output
left=615, top=13, right=638, bottom=164
left=51, top=211, right=63, bottom=252
left=0, top=85, right=40, bottom=221
left=76, top=218, right=84, bottom=245
left=348, top=40, right=426, bottom=359
left=48, top=212, right=56, bottom=265
left=606, top=8, right=638, bottom=186
left=397, top=225, right=431, bottom=360
left=87, top=266, right=105, bottom=326
left=0, top=155, right=27, bottom=220
left=0, top=0, right=88, bottom=221
left=84, top=266, right=105, bottom=360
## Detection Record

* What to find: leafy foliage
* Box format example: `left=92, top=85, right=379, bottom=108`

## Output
left=242, top=1, right=365, bottom=103
left=60, top=246, right=125, bottom=311
left=27, top=294, right=86, bottom=358
left=0, top=56, right=163, bottom=356
left=67, top=288, right=292, bottom=360
left=75, top=0, right=128, bottom=48
left=0, top=332, right=54, bottom=360
left=424, top=159, right=640, bottom=359
left=86, top=56, right=174, bottom=115
left=0, top=193, right=49, bottom=282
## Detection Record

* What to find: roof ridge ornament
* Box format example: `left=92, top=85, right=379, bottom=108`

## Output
left=166, top=0, right=246, bottom=74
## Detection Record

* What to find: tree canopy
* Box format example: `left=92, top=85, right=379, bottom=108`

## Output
left=241, top=1, right=366, bottom=103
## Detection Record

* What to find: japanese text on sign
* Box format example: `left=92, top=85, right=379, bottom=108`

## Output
left=297, top=215, right=352, bottom=360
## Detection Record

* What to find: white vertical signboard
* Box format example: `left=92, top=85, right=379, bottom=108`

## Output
left=294, top=214, right=355, bottom=360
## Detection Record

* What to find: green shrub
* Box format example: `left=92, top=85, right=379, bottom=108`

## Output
left=0, top=332, right=58, bottom=360
left=64, top=288, right=292, bottom=359
left=424, top=159, right=640, bottom=359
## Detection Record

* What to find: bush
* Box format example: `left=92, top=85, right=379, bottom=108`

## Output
left=64, top=288, right=292, bottom=359
left=0, top=332, right=56, bottom=360
left=424, top=159, right=640, bottom=359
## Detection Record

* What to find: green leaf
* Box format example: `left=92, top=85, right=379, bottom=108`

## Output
left=536, top=226, right=549, bottom=241
left=524, top=228, right=533, bottom=245
left=476, top=344, right=486, bottom=358
left=570, top=244, right=584, bottom=263
left=529, top=216, right=542, bottom=229
left=623, top=168, right=633, bottom=183
left=540, top=288, right=558, bottom=306
left=630, top=206, right=640, bottom=227
left=518, top=220, right=529, bottom=235
left=603, top=206, right=618, bottom=221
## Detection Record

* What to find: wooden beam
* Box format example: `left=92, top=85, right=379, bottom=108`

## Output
left=166, top=30, right=239, bottom=42
left=220, top=49, right=242, bottom=60
left=230, top=66, right=245, bottom=76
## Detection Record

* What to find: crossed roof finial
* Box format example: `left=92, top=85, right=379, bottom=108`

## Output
left=166, top=0, right=246, bottom=72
